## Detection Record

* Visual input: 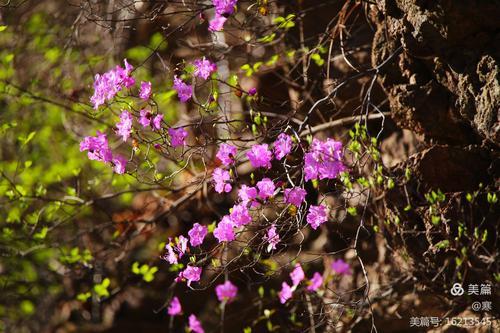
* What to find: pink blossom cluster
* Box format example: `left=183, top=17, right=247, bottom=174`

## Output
left=90, top=59, right=135, bottom=109
left=79, top=131, right=128, bottom=174
left=279, top=261, right=345, bottom=303
left=209, top=0, right=238, bottom=32
left=304, top=138, right=346, bottom=181
left=193, top=57, right=217, bottom=80
left=138, top=109, right=163, bottom=130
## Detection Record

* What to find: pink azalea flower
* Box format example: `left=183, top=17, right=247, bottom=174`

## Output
left=212, top=0, right=237, bottom=15
left=188, top=223, right=208, bottom=247
left=279, top=282, right=292, bottom=304
left=139, top=81, right=152, bottom=100
left=208, top=15, right=227, bottom=32
left=90, top=59, right=135, bottom=109
left=216, top=143, right=237, bottom=166
left=173, top=76, right=193, bottom=102
left=304, top=138, right=345, bottom=181
left=213, top=216, right=235, bottom=242
left=176, top=235, right=188, bottom=258
left=162, top=236, right=189, bottom=264
left=256, top=178, right=275, bottom=200
left=112, top=155, right=127, bottom=174
left=331, top=259, right=352, bottom=276
left=246, top=144, right=273, bottom=169
left=80, top=131, right=113, bottom=163
left=248, top=87, right=257, bottom=96
left=306, top=205, right=328, bottom=230
left=273, top=133, right=293, bottom=160
left=138, top=109, right=151, bottom=127
left=193, top=57, right=217, bottom=80
left=307, top=272, right=323, bottom=292
left=263, top=225, right=280, bottom=251
left=181, top=266, right=202, bottom=287
left=213, top=167, right=232, bottom=193
left=290, top=263, right=305, bottom=287
left=116, top=110, right=133, bottom=142
left=167, top=297, right=182, bottom=316
left=215, top=280, right=238, bottom=303
left=283, top=187, right=307, bottom=207
left=238, top=185, right=258, bottom=206
left=168, top=127, right=188, bottom=147
left=152, top=114, right=163, bottom=130
left=163, top=241, right=178, bottom=264
left=229, top=203, right=252, bottom=227
left=188, top=314, right=204, bottom=333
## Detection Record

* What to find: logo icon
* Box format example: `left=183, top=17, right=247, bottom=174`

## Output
left=450, top=283, right=464, bottom=296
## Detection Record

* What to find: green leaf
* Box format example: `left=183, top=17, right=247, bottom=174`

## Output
left=258, top=33, right=276, bottom=43
left=19, top=131, right=37, bottom=146
left=435, top=240, right=449, bottom=249
left=33, top=227, right=48, bottom=240
left=76, top=292, right=91, bottom=302
left=149, top=32, right=167, bottom=51
left=20, top=300, right=35, bottom=315
left=347, top=207, right=357, bottom=216
left=131, top=262, right=140, bottom=274
left=311, top=53, right=324, bottom=66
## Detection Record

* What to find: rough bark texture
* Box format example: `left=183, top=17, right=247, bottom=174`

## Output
left=369, top=0, right=500, bottom=319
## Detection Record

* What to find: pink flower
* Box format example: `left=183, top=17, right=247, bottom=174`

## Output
left=138, top=109, right=151, bottom=127
left=279, top=282, right=292, bottom=304
left=213, top=216, right=235, bottom=242
left=284, top=187, right=307, bottom=207
left=306, top=205, right=328, bottom=230
left=116, top=110, right=133, bottom=142
left=213, top=167, right=232, bottom=193
left=112, top=155, right=127, bottom=174
left=188, top=314, right=204, bottom=333
left=176, top=235, right=188, bottom=258
left=246, top=144, right=273, bottom=169
left=307, top=272, right=323, bottom=292
left=229, top=203, right=252, bottom=227
left=193, top=57, right=217, bottom=80
left=256, top=178, right=275, bottom=200
left=122, top=59, right=135, bottom=87
left=216, top=143, right=237, bottom=166
left=152, top=114, right=163, bottom=130
left=238, top=185, right=258, bottom=206
left=188, top=223, right=208, bottom=247
left=80, top=131, right=113, bottom=163
left=173, top=76, right=193, bottom=102
left=304, top=138, right=345, bottom=181
left=273, top=133, right=293, bottom=160
left=139, top=81, right=152, bottom=100
left=208, top=15, right=227, bottom=32
left=162, top=236, right=189, bottom=264
left=331, top=259, right=351, bottom=276
left=167, top=297, right=182, bottom=316
left=215, top=280, right=238, bottom=303
left=180, top=266, right=202, bottom=287
left=163, top=240, right=178, bottom=264
left=290, top=263, right=305, bottom=287
left=168, top=127, right=188, bottom=147
left=212, top=0, right=237, bottom=15
left=90, top=59, right=135, bottom=109
left=248, top=87, right=257, bottom=96
left=263, top=225, right=280, bottom=251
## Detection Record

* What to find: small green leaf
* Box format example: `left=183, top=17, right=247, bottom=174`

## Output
left=76, top=292, right=91, bottom=302
left=347, top=207, right=357, bottom=216
left=258, top=33, right=276, bottom=43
